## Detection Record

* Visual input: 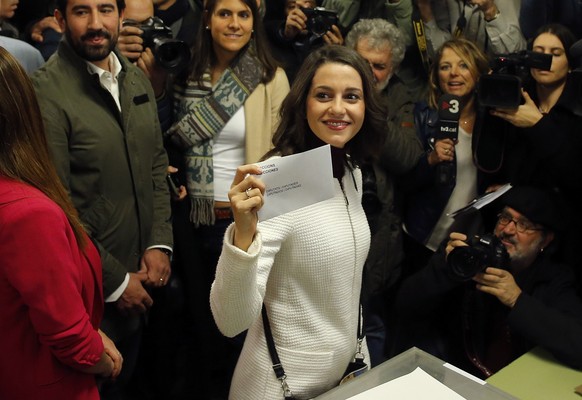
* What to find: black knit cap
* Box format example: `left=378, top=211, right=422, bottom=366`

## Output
left=500, top=186, right=564, bottom=232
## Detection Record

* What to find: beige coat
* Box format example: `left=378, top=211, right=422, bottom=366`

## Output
left=244, top=67, right=290, bottom=163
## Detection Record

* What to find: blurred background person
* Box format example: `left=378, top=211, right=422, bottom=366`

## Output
left=0, top=46, right=122, bottom=400
left=414, top=0, right=526, bottom=58
left=392, top=185, right=582, bottom=378
left=482, top=23, right=582, bottom=291
left=263, top=0, right=344, bottom=83
left=519, top=0, right=582, bottom=41
left=162, top=0, right=289, bottom=397
left=345, top=17, right=423, bottom=366
left=5, top=0, right=62, bottom=60
left=0, top=0, right=18, bottom=37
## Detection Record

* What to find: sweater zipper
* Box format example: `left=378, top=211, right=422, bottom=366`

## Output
left=339, top=174, right=359, bottom=294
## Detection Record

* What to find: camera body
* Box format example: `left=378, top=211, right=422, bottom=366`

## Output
left=478, top=50, right=552, bottom=109
left=447, top=233, right=509, bottom=281
left=123, top=16, right=190, bottom=73
left=300, top=7, right=338, bottom=38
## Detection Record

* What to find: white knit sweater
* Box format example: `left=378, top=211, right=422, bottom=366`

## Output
left=210, top=167, right=370, bottom=400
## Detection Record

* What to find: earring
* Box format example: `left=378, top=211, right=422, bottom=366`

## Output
left=206, top=26, right=210, bottom=30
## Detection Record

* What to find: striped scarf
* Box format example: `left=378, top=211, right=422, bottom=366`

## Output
left=167, top=46, right=263, bottom=226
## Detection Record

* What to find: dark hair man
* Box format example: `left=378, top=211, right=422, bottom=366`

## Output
left=391, top=186, right=582, bottom=378
left=31, top=0, right=173, bottom=397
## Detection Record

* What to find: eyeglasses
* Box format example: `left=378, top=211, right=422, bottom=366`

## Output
left=497, top=213, right=543, bottom=233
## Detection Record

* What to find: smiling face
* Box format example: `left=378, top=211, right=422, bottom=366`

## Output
left=306, top=62, right=365, bottom=149
left=494, top=207, right=550, bottom=270
left=56, top=0, right=122, bottom=70
left=207, top=0, right=253, bottom=66
left=437, top=47, right=477, bottom=99
left=531, top=32, right=570, bottom=88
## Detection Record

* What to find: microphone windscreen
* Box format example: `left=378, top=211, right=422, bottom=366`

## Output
left=438, top=94, right=462, bottom=121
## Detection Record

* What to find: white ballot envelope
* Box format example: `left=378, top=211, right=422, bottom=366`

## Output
left=256, top=145, right=335, bottom=221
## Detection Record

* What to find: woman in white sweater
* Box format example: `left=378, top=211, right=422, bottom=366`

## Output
left=210, top=45, right=387, bottom=399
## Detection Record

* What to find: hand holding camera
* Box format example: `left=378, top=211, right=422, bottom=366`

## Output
left=122, top=17, right=190, bottom=74
left=489, top=89, right=545, bottom=128
left=284, top=6, right=339, bottom=43
left=119, top=23, right=146, bottom=61
left=446, top=232, right=509, bottom=281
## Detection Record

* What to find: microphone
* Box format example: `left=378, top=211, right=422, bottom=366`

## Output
left=435, top=94, right=461, bottom=187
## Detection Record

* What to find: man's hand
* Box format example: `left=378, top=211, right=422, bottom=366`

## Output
left=284, top=7, right=307, bottom=39
left=167, top=165, right=188, bottom=201
left=140, top=248, right=171, bottom=287
left=30, top=16, right=62, bottom=43
left=322, top=25, right=344, bottom=45
left=445, top=232, right=469, bottom=258
left=415, top=0, right=434, bottom=22
left=473, top=267, right=522, bottom=307
left=116, top=270, right=153, bottom=315
left=118, top=25, right=145, bottom=61
left=470, top=0, right=498, bottom=20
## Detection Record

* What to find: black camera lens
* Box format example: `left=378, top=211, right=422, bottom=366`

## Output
left=126, top=16, right=191, bottom=73
left=447, top=234, right=509, bottom=281
left=152, top=38, right=191, bottom=73
left=300, top=7, right=338, bottom=39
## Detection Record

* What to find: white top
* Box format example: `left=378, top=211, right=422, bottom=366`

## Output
left=426, top=127, right=477, bottom=251
left=210, top=167, right=370, bottom=400
left=86, top=53, right=122, bottom=111
left=213, top=106, right=246, bottom=201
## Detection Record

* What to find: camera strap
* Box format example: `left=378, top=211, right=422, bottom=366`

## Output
left=262, top=302, right=365, bottom=399
left=411, top=7, right=430, bottom=74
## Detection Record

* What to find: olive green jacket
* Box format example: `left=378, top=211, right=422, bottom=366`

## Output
left=32, top=40, right=173, bottom=302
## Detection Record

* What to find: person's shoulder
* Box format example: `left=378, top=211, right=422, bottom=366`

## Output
left=272, top=67, right=290, bottom=87
left=0, top=179, right=58, bottom=219
left=31, top=51, right=71, bottom=89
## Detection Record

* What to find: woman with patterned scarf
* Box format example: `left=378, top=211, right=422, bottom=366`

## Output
left=163, top=0, right=290, bottom=397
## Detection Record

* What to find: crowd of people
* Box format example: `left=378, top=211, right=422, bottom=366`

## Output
left=1, top=0, right=582, bottom=399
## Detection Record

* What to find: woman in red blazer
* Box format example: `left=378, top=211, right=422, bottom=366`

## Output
left=0, top=47, right=123, bottom=399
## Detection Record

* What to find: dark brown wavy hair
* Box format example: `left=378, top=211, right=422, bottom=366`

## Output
left=262, top=45, right=386, bottom=166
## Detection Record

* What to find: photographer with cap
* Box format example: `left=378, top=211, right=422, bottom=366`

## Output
left=389, top=185, right=582, bottom=378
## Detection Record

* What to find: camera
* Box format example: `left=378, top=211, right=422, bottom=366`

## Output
left=447, top=233, right=509, bottom=281
left=123, top=16, right=190, bottom=73
left=477, top=50, right=552, bottom=109
left=300, top=7, right=339, bottom=38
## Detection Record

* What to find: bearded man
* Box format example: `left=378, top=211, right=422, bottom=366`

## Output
left=390, top=185, right=582, bottom=378
left=31, top=0, right=173, bottom=397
